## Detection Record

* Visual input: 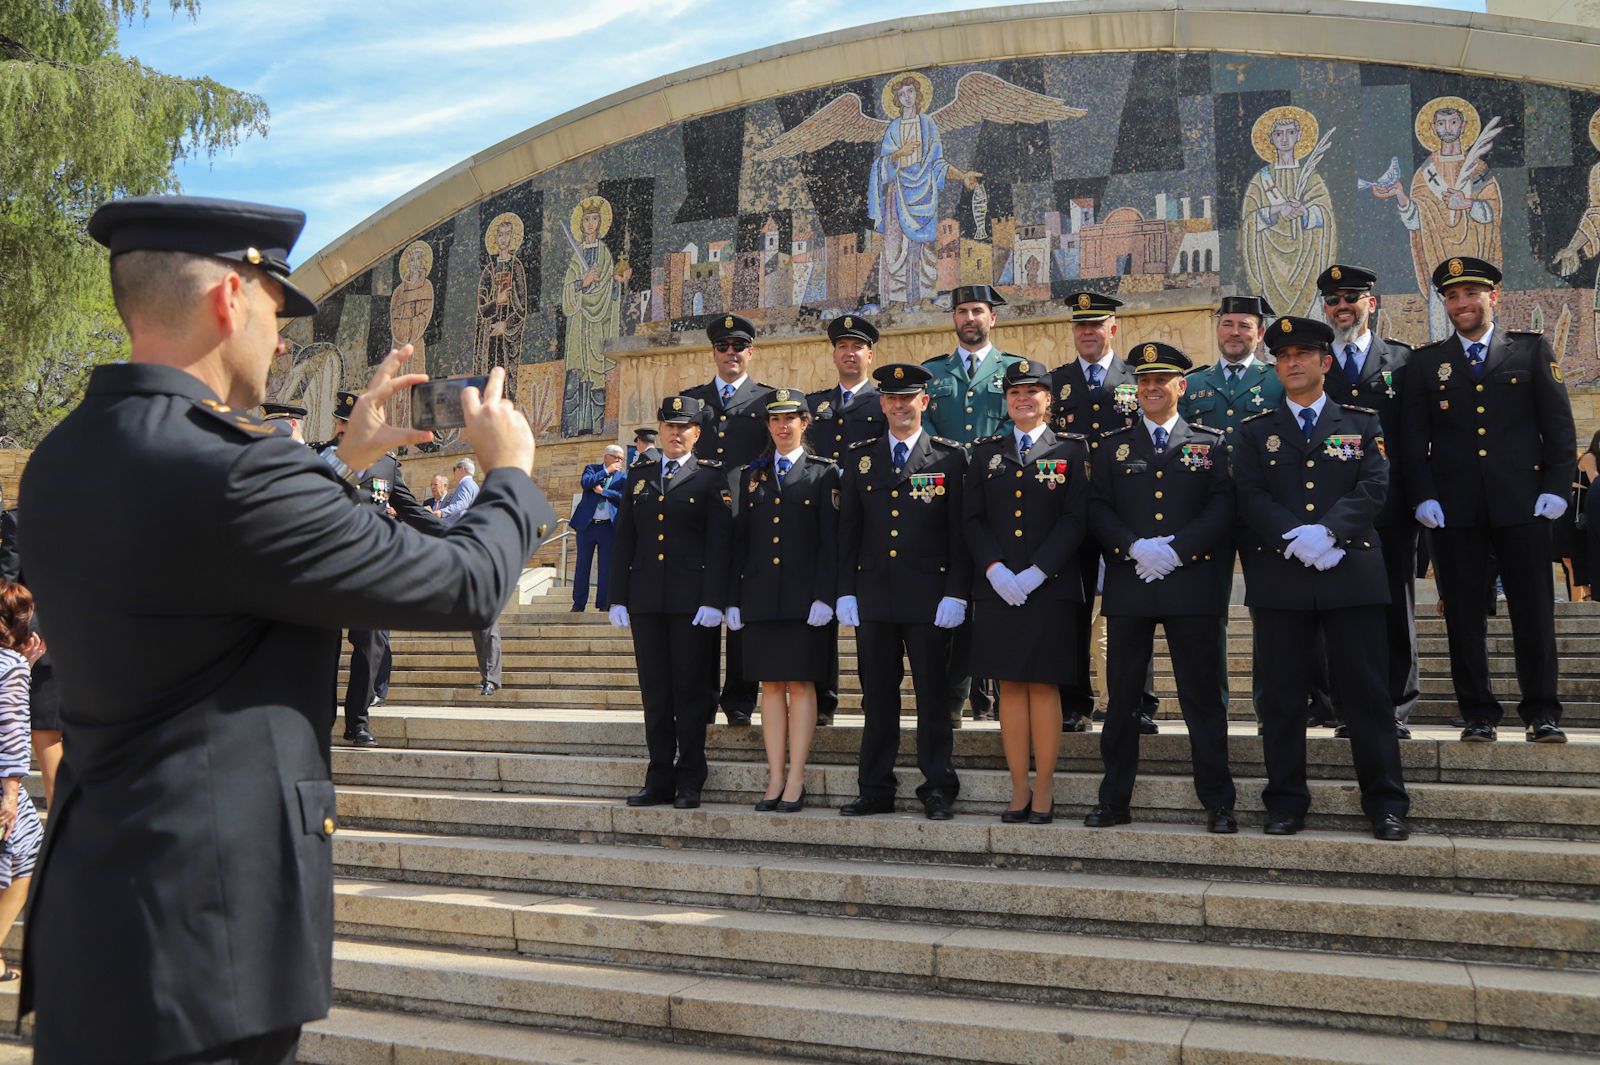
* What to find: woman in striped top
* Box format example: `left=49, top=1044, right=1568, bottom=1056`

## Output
left=0, top=580, right=45, bottom=980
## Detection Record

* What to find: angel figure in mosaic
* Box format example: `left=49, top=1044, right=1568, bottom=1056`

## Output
left=1240, top=105, right=1337, bottom=319
left=754, top=70, right=1087, bottom=307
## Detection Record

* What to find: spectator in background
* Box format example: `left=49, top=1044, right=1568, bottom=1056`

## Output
left=436, top=458, right=503, bottom=695
left=629, top=428, right=660, bottom=465
left=572, top=445, right=626, bottom=613
left=0, top=504, right=62, bottom=808
left=1559, top=430, right=1600, bottom=601
left=426, top=474, right=450, bottom=513
left=0, top=580, right=47, bottom=980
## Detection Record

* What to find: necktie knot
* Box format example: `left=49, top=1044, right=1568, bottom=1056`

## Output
left=839, top=388, right=851, bottom=406
left=1299, top=408, right=1317, bottom=440
left=776, top=456, right=792, bottom=481
left=665, top=459, right=679, bottom=478
left=1086, top=364, right=1103, bottom=390
left=1152, top=426, right=1168, bottom=452
left=1018, top=433, right=1032, bottom=461
left=1467, top=342, right=1486, bottom=379
left=892, top=441, right=909, bottom=470
left=720, top=383, right=735, bottom=403
left=1226, top=365, right=1241, bottom=385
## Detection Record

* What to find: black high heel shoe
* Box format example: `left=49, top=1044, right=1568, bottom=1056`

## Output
left=754, top=795, right=781, bottom=812
left=1027, top=799, right=1055, bottom=825
left=1000, top=792, right=1031, bottom=824
left=775, top=788, right=806, bottom=813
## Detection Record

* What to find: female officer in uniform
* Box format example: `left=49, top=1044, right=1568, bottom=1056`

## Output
left=963, top=359, right=1090, bottom=823
left=728, top=389, right=840, bottom=812
left=609, top=396, right=731, bottom=810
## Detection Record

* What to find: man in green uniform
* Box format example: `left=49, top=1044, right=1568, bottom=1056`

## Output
left=1179, top=295, right=1284, bottom=444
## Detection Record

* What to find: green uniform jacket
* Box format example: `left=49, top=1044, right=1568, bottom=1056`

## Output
left=922, top=347, right=1025, bottom=445
left=1179, top=358, right=1285, bottom=449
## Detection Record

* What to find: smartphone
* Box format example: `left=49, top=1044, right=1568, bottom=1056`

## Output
left=411, top=375, right=489, bottom=431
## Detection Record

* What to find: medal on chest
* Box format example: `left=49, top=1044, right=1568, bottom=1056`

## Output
left=1112, top=382, right=1138, bottom=416
left=1034, top=459, right=1068, bottom=488
left=1381, top=370, right=1395, bottom=399
left=370, top=478, right=391, bottom=505
left=1323, top=434, right=1363, bottom=461
left=1179, top=443, right=1212, bottom=470
left=909, top=472, right=946, bottom=502
left=1249, top=385, right=1265, bottom=407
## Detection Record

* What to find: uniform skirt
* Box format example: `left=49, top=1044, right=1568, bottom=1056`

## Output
left=972, top=597, right=1078, bottom=684
left=742, top=619, right=829, bottom=681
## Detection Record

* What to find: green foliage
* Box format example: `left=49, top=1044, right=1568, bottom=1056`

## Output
left=0, top=1, right=268, bottom=444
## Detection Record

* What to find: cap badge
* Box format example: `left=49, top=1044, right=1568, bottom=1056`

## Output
left=246, top=247, right=262, bottom=265
left=724, top=316, right=734, bottom=328
left=1280, top=319, right=1293, bottom=333
left=1448, top=258, right=1463, bottom=277
left=1330, top=266, right=1342, bottom=281
left=776, top=389, right=789, bottom=401
left=672, top=397, right=683, bottom=410
left=844, top=316, right=853, bottom=328
left=894, top=367, right=904, bottom=379
left=1142, top=344, right=1157, bottom=363
left=1077, top=294, right=1091, bottom=310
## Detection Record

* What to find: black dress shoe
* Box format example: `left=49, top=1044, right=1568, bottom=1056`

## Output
left=723, top=709, right=753, bottom=726
left=1083, top=804, right=1131, bottom=828
left=1527, top=720, right=1568, bottom=744
left=1090, top=709, right=1107, bottom=722
left=626, top=790, right=672, bottom=807
left=479, top=682, right=499, bottom=696
left=1062, top=713, right=1090, bottom=733
left=1395, top=724, right=1412, bottom=740
left=1137, top=713, right=1159, bottom=735
left=754, top=795, right=781, bottom=812
left=1000, top=797, right=1030, bottom=824
left=569, top=604, right=584, bottom=612
left=1332, top=723, right=1350, bottom=739
left=1027, top=806, right=1054, bottom=825
left=1460, top=721, right=1498, bottom=742
left=1263, top=814, right=1305, bottom=835
left=776, top=789, right=806, bottom=813
left=344, top=729, right=378, bottom=748
left=923, top=793, right=954, bottom=821
left=1372, top=814, right=1410, bottom=841
left=840, top=796, right=895, bottom=817
left=1207, top=808, right=1238, bottom=834
left=673, top=793, right=702, bottom=809
left=815, top=713, right=834, bottom=727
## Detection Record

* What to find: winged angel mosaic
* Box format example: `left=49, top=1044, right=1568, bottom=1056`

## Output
left=755, top=71, right=1087, bottom=306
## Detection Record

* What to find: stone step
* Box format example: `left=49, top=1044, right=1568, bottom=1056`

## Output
left=332, top=787, right=1600, bottom=897
left=304, top=1006, right=827, bottom=1064
left=328, top=878, right=1600, bottom=1047
left=327, top=938, right=1595, bottom=1064
left=331, top=830, right=1600, bottom=970
left=328, top=747, right=1600, bottom=838
left=337, top=711, right=1600, bottom=788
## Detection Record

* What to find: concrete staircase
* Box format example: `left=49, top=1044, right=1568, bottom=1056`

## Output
left=297, top=599, right=1600, bottom=1063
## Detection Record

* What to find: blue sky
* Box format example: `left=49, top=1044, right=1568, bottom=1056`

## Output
left=119, top=0, right=1488, bottom=261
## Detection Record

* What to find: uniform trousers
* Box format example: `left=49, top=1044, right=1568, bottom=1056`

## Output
left=815, top=619, right=839, bottom=718
left=571, top=520, right=614, bottom=610
left=856, top=620, right=960, bottom=802
left=471, top=619, right=503, bottom=686
left=1331, top=524, right=1419, bottom=725
left=1098, top=615, right=1234, bottom=811
left=373, top=641, right=392, bottom=700
left=1432, top=521, right=1559, bottom=725
left=632, top=612, right=718, bottom=798
left=1217, top=540, right=1331, bottom=719
left=1254, top=605, right=1409, bottom=821
left=1062, top=544, right=1154, bottom=716
left=155, top=1027, right=299, bottom=1065
left=343, top=628, right=388, bottom=734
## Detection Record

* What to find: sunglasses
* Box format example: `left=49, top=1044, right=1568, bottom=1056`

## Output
left=1322, top=293, right=1369, bottom=306
left=713, top=341, right=750, bottom=353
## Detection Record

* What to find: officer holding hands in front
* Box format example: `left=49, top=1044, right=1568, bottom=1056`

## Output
left=1085, top=342, right=1238, bottom=833
left=608, top=396, right=732, bottom=810
left=836, top=364, right=969, bottom=820
left=1234, top=317, right=1409, bottom=841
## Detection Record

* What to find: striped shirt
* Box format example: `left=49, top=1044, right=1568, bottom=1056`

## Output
left=0, top=648, right=42, bottom=884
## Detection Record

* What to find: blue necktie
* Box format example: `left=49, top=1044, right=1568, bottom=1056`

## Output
left=892, top=441, right=909, bottom=471
left=1344, top=344, right=1361, bottom=386
left=1467, top=342, right=1486, bottom=378
left=1152, top=426, right=1168, bottom=452
left=776, top=456, right=791, bottom=485
left=664, top=459, right=679, bottom=480
left=1087, top=364, right=1103, bottom=391
left=721, top=382, right=735, bottom=404
left=840, top=388, right=852, bottom=407
left=1299, top=408, right=1317, bottom=441
left=1018, top=433, right=1032, bottom=462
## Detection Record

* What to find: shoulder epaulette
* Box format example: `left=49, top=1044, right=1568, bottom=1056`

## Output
left=848, top=438, right=877, bottom=450
left=698, top=458, right=723, bottom=468
left=1241, top=410, right=1274, bottom=423
left=1383, top=337, right=1412, bottom=349
left=929, top=436, right=963, bottom=448
left=809, top=454, right=837, bottom=465
left=1056, top=431, right=1089, bottom=443
left=972, top=433, right=1008, bottom=446
left=1339, top=403, right=1378, bottom=416
left=1100, top=424, right=1135, bottom=437
left=921, top=353, right=952, bottom=366
left=1190, top=423, right=1226, bottom=437
left=630, top=454, right=653, bottom=468
left=191, top=397, right=277, bottom=438
left=1184, top=364, right=1214, bottom=376
left=1412, top=336, right=1451, bottom=351
left=1507, top=329, right=1544, bottom=338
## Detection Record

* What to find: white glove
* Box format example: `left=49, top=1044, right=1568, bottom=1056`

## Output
left=806, top=600, right=833, bottom=626
left=692, top=606, right=724, bottom=628
left=835, top=595, right=860, bottom=628
left=933, top=597, right=967, bottom=628
left=725, top=606, right=744, bottom=631
left=1310, top=546, right=1346, bottom=571
left=1152, top=540, right=1182, bottom=572
left=986, top=563, right=1028, bottom=607
left=1135, top=560, right=1163, bottom=583
left=608, top=605, right=631, bottom=628
left=1282, top=524, right=1335, bottom=564
left=1015, top=566, right=1047, bottom=595
left=1129, top=536, right=1178, bottom=577
left=1534, top=493, right=1569, bottom=521
left=1415, top=500, right=1445, bottom=529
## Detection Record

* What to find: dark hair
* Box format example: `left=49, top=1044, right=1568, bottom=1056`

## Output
left=1587, top=429, right=1600, bottom=459
left=757, top=408, right=814, bottom=465
left=0, top=581, right=34, bottom=654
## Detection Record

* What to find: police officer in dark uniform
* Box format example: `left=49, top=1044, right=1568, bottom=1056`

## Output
left=608, top=395, right=732, bottom=809
left=260, top=400, right=308, bottom=441
left=682, top=314, right=775, bottom=725
left=314, top=390, right=442, bottom=747
left=1316, top=264, right=1418, bottom=737
left=630, top=427, right=660, bottom=465
left=836, top=364, right=969, bottom=820
left=1049, top=291, right=1149, bottom=733
left=1403, top=256, right=1576, bottom=744
left=18, top=194, right=553, bottom=1065
left=1234, top=316, right=1409, bottom=840
left=1083, top=342, right=1238, bottom=833
left=805, top=314, right=882, bottom=726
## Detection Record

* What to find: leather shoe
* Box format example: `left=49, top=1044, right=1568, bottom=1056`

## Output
left=776, top=789, right=806, bottom=813
left=1207, top=808, right=1238, bottom=834
left=1137, top=713, right=1159, bottom=735
left=1263, top=813, right=1305, bottom=835
left=626, top=790, right=672, bottom=807
left=1000, top=796, right=1030, bottom=824
left=840, top=796, right=895, bottom=817
left=815, top=712, right=834, bottom=727
left=1083, top=804, right=1131, bottom=828
left=344, top=728, right=378, bottom=748
left=923, top=793, right=954, bottom=821
left=569, top=604, right=584, bottom=612
left=1372, top=813, right=1410, bottom=841
left=1395, top=724, right=1412, bottom=740
left=1062, top=713, right=1090, bottom=733
left=1460, top=721, right=1498, bottom=742
left=673, top=793, right=701, bottom=809
left=753, top=796, right=780, bottom=812
left=1090, top=708, right=1107, bottom=722
left=723, top=709, right=753, bottom=726
left=479, top=682, right=499, bottom=696
left=1027, top=805, right=1054, bottom=825
left=1527, top=720, right=1568, bottom=744
left=1332, top=723, right=1350, bottom=739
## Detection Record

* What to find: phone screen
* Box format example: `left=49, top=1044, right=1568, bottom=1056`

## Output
left=411, top=375, right=489, bottom=431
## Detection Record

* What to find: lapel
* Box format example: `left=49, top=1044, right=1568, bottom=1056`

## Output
left=1155, top=419, right=1192, bottom=467
left=949, top=351, right=971, bottom=387
left=1056, top=361, right=1088, bottom=404
left=777, top=452, right=806, bottom=494
left=1438, top=335, right=1475, bottom=385
left=1480, top=327, right=1512, bottom=379
left=638, top=461, right=664, bottom=497
left=1268, top=405, right=1314, bottom=458
left=896, top=433, right=936, bottom=483
left=1309, top=401, right=1349, bottom=459
left=723, top=378, right=758, bottom=413
left=664, top=454, right=696, bottom=493
left=1215, top=361, right=1244, bottom=398
left=844, top=380, right=877, bottom=413
left=1008, top=425, right=1056, bottom=467
left=970, top=350, right=1003, bottom=391
left=1104, top=356, right=1135, bottom=391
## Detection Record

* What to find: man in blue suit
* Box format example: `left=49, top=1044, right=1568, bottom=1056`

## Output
left=573, top=444, right=627, bottom=611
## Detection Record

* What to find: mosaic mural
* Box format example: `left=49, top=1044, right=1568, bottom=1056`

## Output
left=279, top=51, right=1600, bottom=449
